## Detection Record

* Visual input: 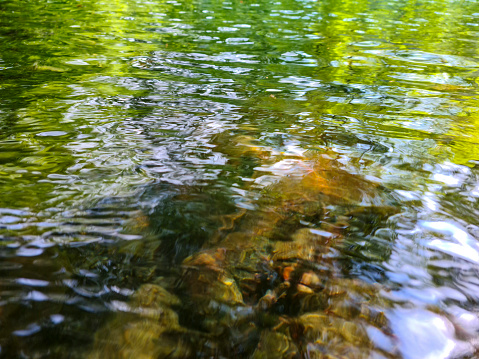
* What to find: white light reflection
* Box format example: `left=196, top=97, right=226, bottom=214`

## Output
left=420, top=221, right=479, bottom=264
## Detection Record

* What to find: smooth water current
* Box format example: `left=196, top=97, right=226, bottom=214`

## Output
left=1, top=0, right=479, bottom=357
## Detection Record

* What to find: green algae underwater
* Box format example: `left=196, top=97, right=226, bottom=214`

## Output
left=1, top=0, right=479, bottom=357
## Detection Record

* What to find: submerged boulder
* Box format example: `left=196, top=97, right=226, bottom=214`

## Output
left=90, top=150, right=399, bottom=358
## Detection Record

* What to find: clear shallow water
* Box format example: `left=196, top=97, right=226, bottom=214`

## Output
left=1, top=0, right=479, bottom=357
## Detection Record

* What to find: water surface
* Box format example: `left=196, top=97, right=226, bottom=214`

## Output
left=1, top=0, right=479, bottom=357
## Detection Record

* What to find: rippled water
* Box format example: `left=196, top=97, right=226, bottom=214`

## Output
left=1, top=0, right=479, bottom=357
